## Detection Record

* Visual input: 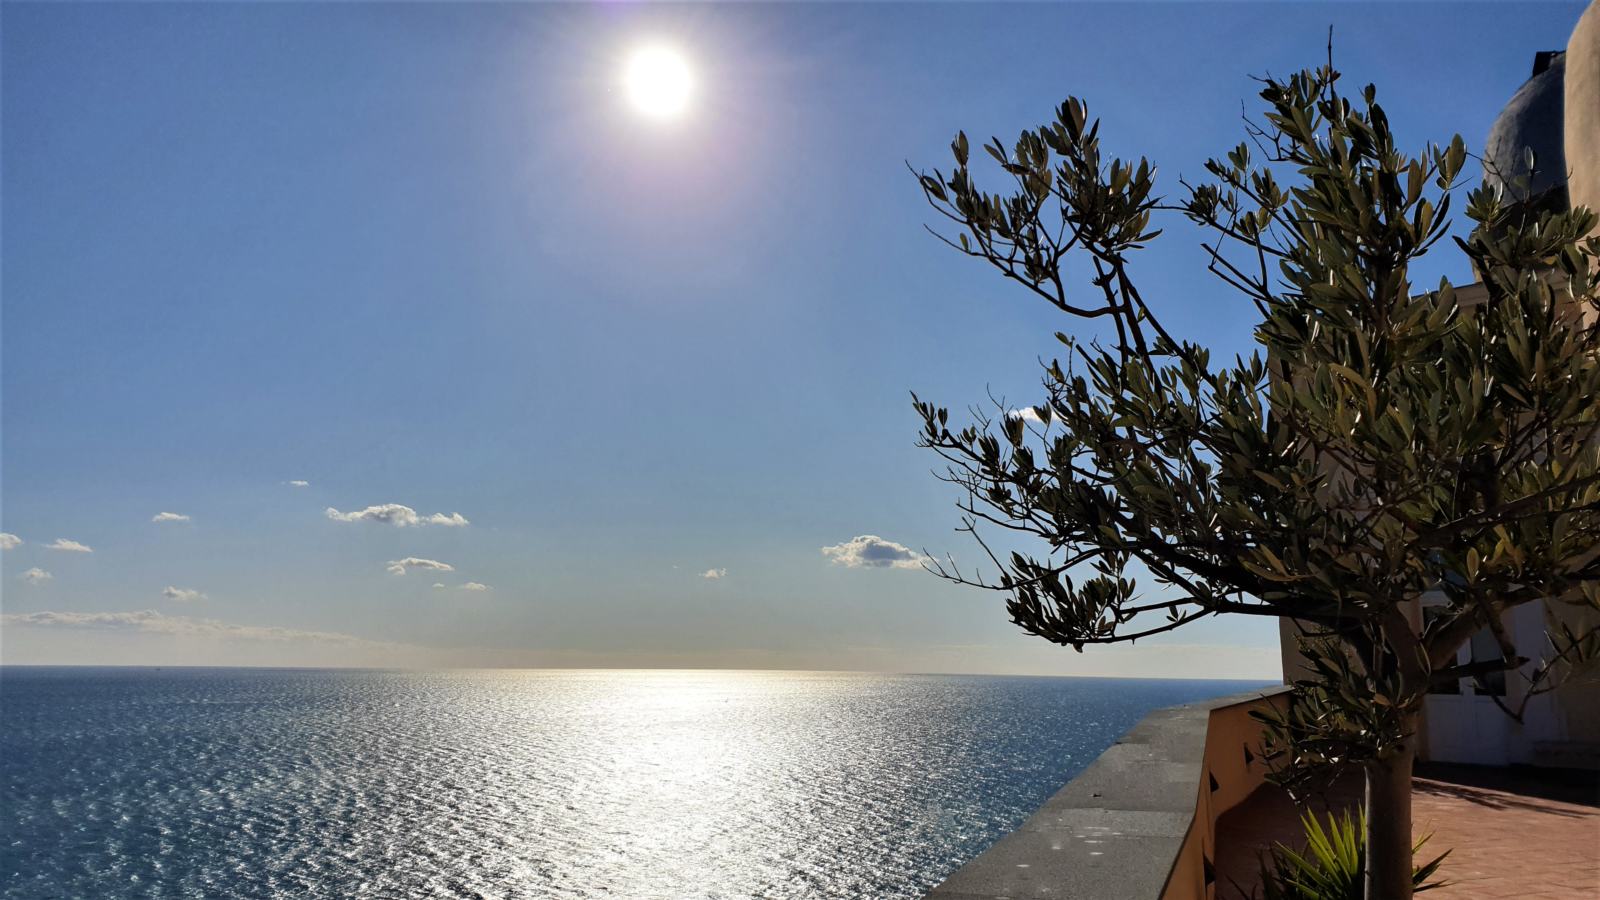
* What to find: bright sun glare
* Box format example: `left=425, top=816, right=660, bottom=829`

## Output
left=624, top=45, right=693, bottom=119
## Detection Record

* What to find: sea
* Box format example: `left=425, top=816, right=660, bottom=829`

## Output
left=0, top=668, right=1267, bottom=899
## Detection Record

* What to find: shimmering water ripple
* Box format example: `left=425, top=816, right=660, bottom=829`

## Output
left=0, top=668, right=1260, bottom=899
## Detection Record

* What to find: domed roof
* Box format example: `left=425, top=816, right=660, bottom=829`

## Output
left=1483, top=51, right=1569, bottom=208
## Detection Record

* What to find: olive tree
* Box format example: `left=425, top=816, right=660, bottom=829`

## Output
left=912, top=63, right=1600, bottom=900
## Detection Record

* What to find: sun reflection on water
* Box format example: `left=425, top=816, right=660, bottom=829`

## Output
left=0, top=668, right=1248, bottom=899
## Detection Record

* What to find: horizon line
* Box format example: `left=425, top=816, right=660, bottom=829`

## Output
left=0, top=662, right=1279, bottom=682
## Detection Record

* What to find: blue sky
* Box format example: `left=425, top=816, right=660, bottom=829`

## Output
left=1, top=2, right=1585, bottom=676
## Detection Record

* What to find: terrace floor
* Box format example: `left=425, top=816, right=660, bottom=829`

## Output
left=1215, top=763, right=1600, bottom=899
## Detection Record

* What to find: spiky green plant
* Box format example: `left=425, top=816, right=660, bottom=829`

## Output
left=1256, top=810, right=1449, bottom=900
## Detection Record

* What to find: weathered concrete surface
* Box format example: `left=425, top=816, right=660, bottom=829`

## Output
left=926, top=689, right=1283, bottom=900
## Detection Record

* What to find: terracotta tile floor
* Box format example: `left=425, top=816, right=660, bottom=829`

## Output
left=1215, top=764, right=1600, bottom=899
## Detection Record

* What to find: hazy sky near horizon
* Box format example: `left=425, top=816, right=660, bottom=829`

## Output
left=1, top=2, right=1585, bottom=677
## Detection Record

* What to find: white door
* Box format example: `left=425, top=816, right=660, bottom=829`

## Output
left=1423, top=627, right=1515, bottom=765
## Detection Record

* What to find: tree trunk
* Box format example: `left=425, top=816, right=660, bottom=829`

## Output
left=1363, top=716, right=1417, bottom=900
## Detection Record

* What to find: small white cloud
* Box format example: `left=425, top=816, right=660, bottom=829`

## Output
left=1008, top=407, right=1054, bottom=428
left=433, top=582, right=447, bottom=589
left=20, top=567, right=52, bottom=584
left=329, top=504, right=420, bottom=526
left=326, top=504, right=469, bottom=527
left=820, top=535, right=928, bottom=570
left=0, top=533, right=19, bottom=550
left=459, top=582, right=490, bottom=592
left=151, top=512, right=191, bottom=524
left=386, top=557, right=455, bottom=575
left=287, top=480, right=310, bottom=487
left=700, top=568, right=728, bottom=580
left=45, top=538, right=93, bottom=553
left=162, top=586, right=207, bottom=603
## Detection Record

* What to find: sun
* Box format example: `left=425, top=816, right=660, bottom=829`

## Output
left=624, top=45, right=693, bottom=120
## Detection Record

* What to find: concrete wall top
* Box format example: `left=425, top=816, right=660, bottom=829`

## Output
left=926, top=687, right=1287, bottom=900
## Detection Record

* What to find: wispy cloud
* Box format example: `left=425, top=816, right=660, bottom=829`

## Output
left=19, top=567, right=52, bottom=584
left=820, top=535, right=928, bottom=570
left=44, top=538, right=93, bottom=553
left=326, top=504, right=469, bottom=527
left=700, top=568, right=728, bottom=580
left=386, top=557, right=455, bottom=575
left=1, top=609, right=408, bottom=649
left=0, top=533, right=19, bottom=550
left=287, top=480, right=310, bottom=487
left=151, top=512, right=191, bottom=524
left=162, top=586, right=207, bottom=603
left=459, top=582, right=490, bottom=592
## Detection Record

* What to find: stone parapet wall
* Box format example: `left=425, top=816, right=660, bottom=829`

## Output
left=926, top=687, right=1288, bottom=900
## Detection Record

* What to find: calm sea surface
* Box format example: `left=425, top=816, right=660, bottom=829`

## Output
left=0, top=668, right=1264, bottom=899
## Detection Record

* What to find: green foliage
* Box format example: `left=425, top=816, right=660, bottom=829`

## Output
left=1254, top=810, right=1449, bottom=900
left=1250, top=638, right=1419, bottom=796
left=911, top=60, right=1600, bottom=790
left=913, top=61, right=1600, bottom=900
